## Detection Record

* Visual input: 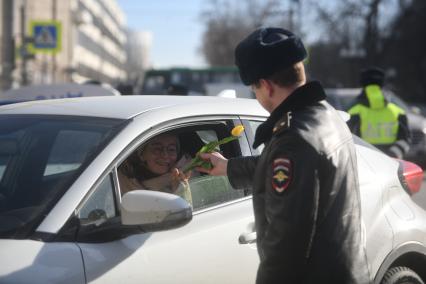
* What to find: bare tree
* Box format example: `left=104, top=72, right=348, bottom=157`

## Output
left=199, top=0, right=288, bottom=66
left=384, top=0, right=426, bottom=101
left=199, top=0, right=426, bottom=101
left=307, top=0, right=395, bottom=60
left=303, top=0, right=408, bottom=88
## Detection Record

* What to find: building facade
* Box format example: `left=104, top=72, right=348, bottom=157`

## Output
left=12, top=0, right=128, bottom=86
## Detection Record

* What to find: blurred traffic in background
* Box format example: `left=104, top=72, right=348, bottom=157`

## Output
left=0, top=0, right=425, bottom=164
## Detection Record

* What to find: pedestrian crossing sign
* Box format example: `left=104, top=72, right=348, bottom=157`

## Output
left=29, top=20, right=61, bottom=54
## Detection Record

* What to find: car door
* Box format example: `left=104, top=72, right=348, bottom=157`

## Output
left=74, top=117, right=259, bottom=284
left=0, top=240, right=85, bottom=284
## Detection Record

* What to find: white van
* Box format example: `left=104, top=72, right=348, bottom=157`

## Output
left=0, top=83, right=120, bottom=104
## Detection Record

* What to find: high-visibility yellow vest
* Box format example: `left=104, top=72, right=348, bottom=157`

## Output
left=348, top=85, right=405, bottom=145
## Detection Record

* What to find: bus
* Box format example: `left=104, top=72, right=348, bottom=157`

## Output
left=141, top=66, right=253, bottom=98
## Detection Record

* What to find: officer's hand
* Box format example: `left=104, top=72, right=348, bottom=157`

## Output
left=196, top=152, right=228, bottom=176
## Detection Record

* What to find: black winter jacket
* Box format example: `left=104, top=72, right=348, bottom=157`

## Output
left=227, top=81, right=371, bottom=284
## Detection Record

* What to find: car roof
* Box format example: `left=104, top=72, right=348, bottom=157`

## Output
left=0, top=83, right=121, bottom=101
left=0, top=95, right=268, bottom=119
left=325, top=88, right=361, bottom=97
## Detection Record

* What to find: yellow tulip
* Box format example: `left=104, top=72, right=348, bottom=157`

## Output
left=183, top=124, right=245, bottom=173
left=231, top=125, right=245, bottom=137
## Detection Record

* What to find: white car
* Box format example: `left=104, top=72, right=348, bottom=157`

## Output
left=0, top=96, right=424, bottom=284
left=0, top=82, right=121, bottom=105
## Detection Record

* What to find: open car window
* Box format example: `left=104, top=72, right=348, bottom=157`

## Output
left=117, top=119, right=250, bottom=211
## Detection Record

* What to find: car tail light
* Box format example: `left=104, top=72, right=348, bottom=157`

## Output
left=398, top=159, right=424, bottom=195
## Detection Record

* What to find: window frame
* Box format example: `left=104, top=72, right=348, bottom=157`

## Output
left=240, top=116, right=267, bottom=156
left=110, top=115, right=253, bottom=212
left=58, top=115, right=256, bottom=242
left=77, top=172, right=118, bottom=226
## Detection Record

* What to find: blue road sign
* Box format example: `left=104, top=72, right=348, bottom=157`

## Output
left=30, top=21, right=61, bottom=54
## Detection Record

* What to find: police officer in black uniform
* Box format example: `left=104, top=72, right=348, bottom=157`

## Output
left=198, top=27, right=371, bottom=284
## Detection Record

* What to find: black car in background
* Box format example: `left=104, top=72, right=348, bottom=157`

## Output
left=326, top=88, right=426, bottom=168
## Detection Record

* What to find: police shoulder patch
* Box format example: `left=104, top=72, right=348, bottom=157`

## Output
left=272, top=157, right=292, bottom=194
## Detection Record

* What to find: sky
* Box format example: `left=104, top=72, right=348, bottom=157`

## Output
left=116, top=1, right=400, bottom=69
left=117, top=0, right=208, bottom=68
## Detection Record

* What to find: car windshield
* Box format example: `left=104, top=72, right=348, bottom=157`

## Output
left=0, top=115, right=125, bottom=239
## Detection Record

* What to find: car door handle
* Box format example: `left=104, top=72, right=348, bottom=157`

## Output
left=239, top=231, right=257, bottom=244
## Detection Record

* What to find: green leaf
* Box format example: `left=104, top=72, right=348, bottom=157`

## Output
left=182, top=135, right=241, bottom=173
left=199, top=145, right=210, bottom=153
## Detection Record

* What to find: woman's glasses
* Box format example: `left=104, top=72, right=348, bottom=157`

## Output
left=146, top=144, right=178, bottom=156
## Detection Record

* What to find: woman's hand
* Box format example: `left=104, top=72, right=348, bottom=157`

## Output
left=170, top=154, right=194, bottom=192
left=141, top=154, right=193, bottom=193
left=170, top=168, right=191, bottom=192
left=175, top=154, right=192, bottom=169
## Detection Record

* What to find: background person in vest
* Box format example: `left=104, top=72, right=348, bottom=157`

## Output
left=347, top=67, right=411, bottom=159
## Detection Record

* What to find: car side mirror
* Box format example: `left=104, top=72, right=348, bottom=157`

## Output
left=120, top=190, right=192, bottom=230
left=71, top=190, right=192, bottom=243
